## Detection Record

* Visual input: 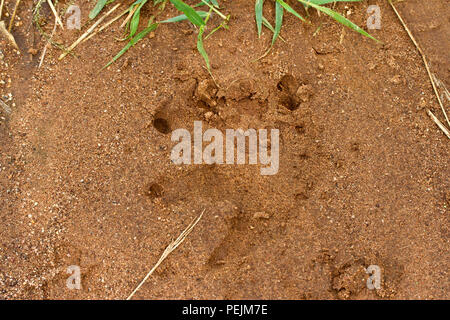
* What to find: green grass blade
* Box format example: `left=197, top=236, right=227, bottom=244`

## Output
left=272, top=1, right=283, bottom=45
left=103, top=23, right=158, bottom=69
left=255, top=0, right=264, bottom=38
left=262, top=16, right=275, bottom=33
left=261, top=16, right=286, bottom=42
left=308, top=0, right=362, bottom=5
left=276, top=0, right=306, bottom=23
left=194, top=0, right=219, bottom=7
left=160, top=11, right=209, bottom=23
left=129, top=1, right=148, bottom=38
left=197, top=24, right=210, bottom=71
left=297, top=0, right=379, bottom=42
left=89, top=0, right=109, bottom=20
left=169, top=0, right=205, bottom=27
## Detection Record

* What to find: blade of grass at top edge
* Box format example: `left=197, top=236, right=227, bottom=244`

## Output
left=307, top=0, right=362, bottom=5
left=255, top=0, right=264, bottom=38
left=297, top=0, right=380, bottom=42
left=169, top=0, right=205, bottom=27
left=160, top=11, right=209, bottom=23
left=129, top=0, right=148, bottom=38
left=193, top=0, right=217, bottom=9
left=272, top=1, right=283, bottom=45
left=89, top=0, right=109, bottom=20
left=276, top=0, right=306, bottom=23
left=200, top=0, right=219, bottom=7
left=103, top=23, right=158, bottom=69
left=193, top=0, right=219, bottom=7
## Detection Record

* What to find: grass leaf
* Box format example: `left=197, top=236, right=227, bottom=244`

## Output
left=89, top=0, right=109, bottom=20
left=261, top=16, right=286, bottom=42
left=161, top=11, right=209, bottom=23
left=272, top=1, right=283, bottom=45
left=255, top=0, right=264, bottom=38
left=129, top=1, right=148, bottom=38
left=307, top=0, right=362, bottom=5
left=296, top=0, right=379, bottom=42
left=169, top=0, right=205, bottom=26
left=103, top=23, right=158, bottom=69
left=197, top=24, right=210, bottom=71
left=276, top=0, right=306, bottom=23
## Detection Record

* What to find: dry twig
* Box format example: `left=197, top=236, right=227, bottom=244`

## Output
left=120, top=4, right=138, bottom=29
left=47, top=0, right=64, bottom=29
left=58, top=3, right=121, bottom=60
left=83, top=8, right=130, bottom=43
left=427, top=109, right=450, bottom=139
left=39, top=16, right=57, bottom=68
left=126, top=209, right=205, bottom=300
left=8, top=0, right=21, bottom=32
left=389, top=0, right=450, bottom=132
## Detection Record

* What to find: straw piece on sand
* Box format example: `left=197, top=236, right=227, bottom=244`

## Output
left=47, top=0, right=64, bottom=29
left=389, top=0, right=450, bottom=130
left=58, top=3, right=121, bottom=60
left=126, top=209, right=205, bottom=300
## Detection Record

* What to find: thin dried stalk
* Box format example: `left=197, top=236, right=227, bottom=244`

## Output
left=432, top=73, right=450, bottom=103
left=47, top=0, right=64, bottom=29
left=8, top=0, right=20, bottom=32
left=120, top=4, right=138, bottom=29
left=58, top=3, right=121, bottom=60
left=389, top=0, right=450, bottom=129
left=83, top=8, right=129, bottom=43
left=427, top=109, right=450, bottom=139
left=39, top=16, right=57, bottom=68
left=126, top=209, right=205, bottom=300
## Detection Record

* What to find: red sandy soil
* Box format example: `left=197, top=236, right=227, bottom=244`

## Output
left=0, top=0, right=448, bottom=299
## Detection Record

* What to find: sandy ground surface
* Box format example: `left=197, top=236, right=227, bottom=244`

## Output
left=0, top=0, right=448, bottom=299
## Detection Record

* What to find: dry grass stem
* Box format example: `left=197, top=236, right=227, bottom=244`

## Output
left=126, top=209, right=205, bottom=300
left=8, top=0, right=21, bottom=32
left=427, top=109, right=450, bottom=139
left=120, top=4, right=138, bottom=29
left=39, top=16, right=57, bottom=68
left=58, top=3, right=121, bottom=60
left=83, top=8, right=129, bottom=43
left=389, top=0, right=450, bottom=129
left=47, top=0, right=63, bottom=29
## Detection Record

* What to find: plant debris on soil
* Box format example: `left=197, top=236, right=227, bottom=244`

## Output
left=0, top=0, right=449, bottom=299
